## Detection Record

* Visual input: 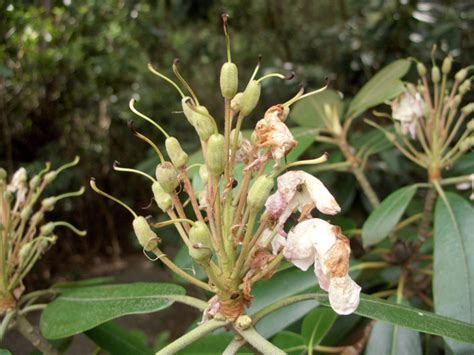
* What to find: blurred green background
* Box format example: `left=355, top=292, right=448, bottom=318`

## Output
left=1, top=0, right=473, bottom=285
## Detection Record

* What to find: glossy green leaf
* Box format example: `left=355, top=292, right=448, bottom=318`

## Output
left=434, top=192, right=474, bottom=354
left=289, top=89, right=343, bottom=128
left=362, top=185, right=418, bottom=247
left=272, top=331, right=305, bottom=355
left=85, top=322, right=153, bottom=355
left=347, top=59, right=411, bottom=119
left=0, top=350, right=12, bottom=355
left=40, top=283, right=185, bottom=339
left=366, top=320, right=422, bottom=355
left=249, top=268, right=319, bottom=338
left=313, top=293, right=474, bottom=344
left=301, top=308, right=337, bottom=348
left=365, top=298, right=421, bottom=355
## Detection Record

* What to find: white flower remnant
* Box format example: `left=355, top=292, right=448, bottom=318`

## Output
left=265, top=170, right=341, bottom=235
left=391, top=90, right=424, bottom=139
left=283, top=218, right=361, bottom=315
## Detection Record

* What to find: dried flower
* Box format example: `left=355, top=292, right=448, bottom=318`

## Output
left=391, top=90, right=424, bottom=139
left=265, top=170, right=340, bottom=235
left=283, top=218, right=361, bottom=314
left=254, top=105, right=297, bottom=166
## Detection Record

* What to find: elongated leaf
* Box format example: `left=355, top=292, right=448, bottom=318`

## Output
left=347, top=59, right=411, bottom=119
left=256, top=300, right=318, bottom=338
left=301, top=308, right=337, bottom=348
left=366, top=320, right=422, bottom=355
left=434, top=192, right=474, bottom=353
left=85, top=322, right=153, bottom=355
left=40, top=283, right=185, bottom=339
left=272, top=331, right=305, bottom=355
left=290, top=89, right=343, bottom=128
left=362, top=185, right=417, bottom=247
left=312, top=293, right=474, bottom=344
left=366, top=298, right=421, bottom=355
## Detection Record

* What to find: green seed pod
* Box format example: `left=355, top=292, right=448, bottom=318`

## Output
left=220, top=62, right=238, bottom=99
left=194, top=106, right=216, bottom=141
left=455, top=68, right=467, bottom=82
left=20, top=206, right=32, bottom=220
left=165, top=137, right=189, bottom=168
left=188, top=221, right=212, bottom=261
left=231, top=92, right=243, bottom=112
left=454, top=95, right=461, bottom=106
left=467, top=119, right=474, bottom=132
left=230, top=129, right=243, bottom=148
left=417, top=62, right=427, bottom=76
left=182, top=97, right=197, bottom=126
left=41, top=197, right=56, bottom=211
left=29, top=175, right=41, bottom=190
left=44, top=171, right=58, bottom=184
left=199, top=165, right=209, bottom=185
left=207, top=134, right=225, bottom=176
left=235, top=315, right=252, bottom=330
left=432, top=66, right=440, bottom=83
left=40, top=222, right=55, bottom=236
left=240, top=80, right=261, bottom=116
left=462, top=103, right=474, bottom=115
left=31, top=211, right=44, bottom=226
left=0, top=168, right=7, bottom=181
left=19, top=242, right=33, bottom=265
left=442, top=56, right=453, bottom=75
left=247, top=175, right=274, bottom=211
left=460, top=137, right=474, bottom=152
left=459, top=80, right=471, bottom=95
left=151, top=181, right=172, bottom=212
left=132, top=216, right=159, bottom=251
left=155, top=162, right=179, bottom=193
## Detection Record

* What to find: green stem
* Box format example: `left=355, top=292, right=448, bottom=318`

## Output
left=338, top=137, right=380, bottom=208
left=223, top=337, right=246, bottom=355
left=15, top=314, right=59, bottom=355
left=150, top=246, right=212, bottom=292
left=232, top=210, right=257, bottom=280
left=156, top=319, right=227, bottom=355
left=233, top=326, right=285, bottom=355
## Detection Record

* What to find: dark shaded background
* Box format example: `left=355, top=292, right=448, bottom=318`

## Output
left=1, top=0, right=473, bottom=290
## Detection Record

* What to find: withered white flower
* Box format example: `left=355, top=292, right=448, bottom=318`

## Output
left=391, top=91, right=424, bottom=139
left=7, top=167, right=28, bottom=205
left=283, top=218, right=361, bottom=315
left=265, top=170, right=341, bottom=234
left=254, top=106, right=297, bottom=166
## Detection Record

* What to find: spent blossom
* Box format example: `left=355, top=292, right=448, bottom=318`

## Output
left=283, top=218, right=361, bottom=314
left=265, top=170, right=341, bottom=235
left=391, top=89, right=424, bottom=139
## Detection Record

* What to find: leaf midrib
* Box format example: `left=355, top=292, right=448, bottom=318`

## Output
left=60, top=294, right=180, bottom=303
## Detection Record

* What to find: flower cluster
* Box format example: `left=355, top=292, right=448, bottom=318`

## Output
left=0, top=159, right=86, bottom=311
left=371, top=50, right=473, bottom=182
left=91, top=15, right=360, bottom=320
